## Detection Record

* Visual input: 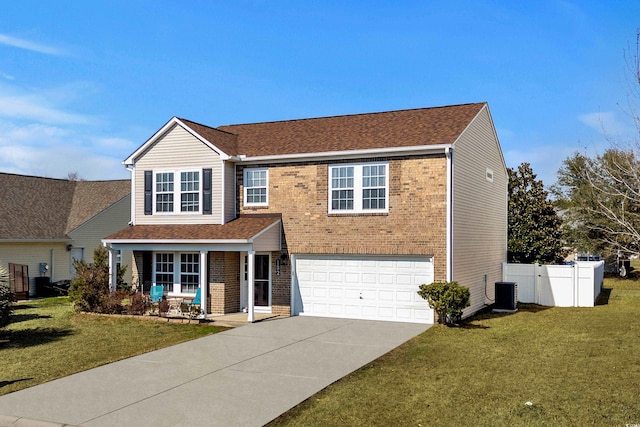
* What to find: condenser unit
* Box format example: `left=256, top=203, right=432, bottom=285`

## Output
left=493, top=281, right=518, bottom=313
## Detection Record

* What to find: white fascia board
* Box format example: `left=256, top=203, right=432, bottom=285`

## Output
left=103, top=240, right=254, bottom=253
left=0, top=239, right=71, bottom=243
left=235, top=144, right=451, bottom=165
left=102, top=238, right=250, bottom=246
left=123, top=117, right=231, bottom=165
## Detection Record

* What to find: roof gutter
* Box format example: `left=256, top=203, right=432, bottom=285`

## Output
left=0, top=238, right=72, bottom=243
left=232, top=143, right=452, bottom=164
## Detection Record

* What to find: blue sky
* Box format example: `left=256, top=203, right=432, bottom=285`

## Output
left=0, top=1, right=638, bottom=186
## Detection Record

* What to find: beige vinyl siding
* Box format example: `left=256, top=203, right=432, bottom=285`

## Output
left=252, top=222, right=282, bottom=252
left=68, top=195, right=133, bottom=285
left=0, top=243, right=70, bottom=295
left=451, top=105, right=508, bottom=316
left=132, top=124, right=224, bottom=225
left=224, top=162, right=236, bottom=223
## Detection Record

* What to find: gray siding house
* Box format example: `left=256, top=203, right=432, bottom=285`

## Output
left=0, top=173, right=131, bottom=297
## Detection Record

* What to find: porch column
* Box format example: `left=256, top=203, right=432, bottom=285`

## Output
left=247, top=250, right=255, bottom=322
left=200, top=250, right=207, bottom=316
left=107, top=247, right=117, bottom=292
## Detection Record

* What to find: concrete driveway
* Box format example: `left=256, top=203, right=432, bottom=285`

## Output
left=0, top=316, right=430, bottom=427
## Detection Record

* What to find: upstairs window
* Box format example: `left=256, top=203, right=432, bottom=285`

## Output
left=180, top=171, right=200, bottom=212
left=155, top=172, right=174, bottom=212
left=329, top=162, right=388, bottom=214
left=244, top=168, right=268, bottom=206
left=153, top=170, right=201, bottom=214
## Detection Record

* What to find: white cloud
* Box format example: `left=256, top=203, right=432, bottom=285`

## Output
left=0, top=139, right=130, bottom=180
left=0, top=93, right=94, bottom=125
left=0, top=33, right=65, bottom=56
left=0, top=80, right=100, bottom=125
left=578, top=111, right=636, bottom=140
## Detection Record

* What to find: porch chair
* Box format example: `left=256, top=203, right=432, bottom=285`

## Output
left=183, top=288, right=202, bottom=319
left=150, top=285, right=164, bottom=314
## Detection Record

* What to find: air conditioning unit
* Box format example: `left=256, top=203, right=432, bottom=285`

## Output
left=493, top=281, right=518, bottom=313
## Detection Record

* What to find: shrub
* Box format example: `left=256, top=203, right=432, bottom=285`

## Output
left=417, top=281, right=471, bottom=325
left=126, top=292, right=150, bottom=315
left=69, top=248, right=110, bottom=313
left=0, top=265, right=14, bottom=328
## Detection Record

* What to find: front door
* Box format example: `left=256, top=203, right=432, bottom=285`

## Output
left=254, top=254, right=270, bottom=306
left=241, top=253, right=271, bottom=310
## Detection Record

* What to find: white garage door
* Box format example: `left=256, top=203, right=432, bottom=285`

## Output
left=294, top=255, right=434, bottom=323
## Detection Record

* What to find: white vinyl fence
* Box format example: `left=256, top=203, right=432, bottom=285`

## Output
left=502, top=261, right=604, bottom=307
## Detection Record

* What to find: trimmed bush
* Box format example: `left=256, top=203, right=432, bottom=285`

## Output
left=418, top=281, right=470, bottom=325
left=0, top=265, right=14, bottom=328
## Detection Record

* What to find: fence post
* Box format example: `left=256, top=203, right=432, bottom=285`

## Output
left=573, top=262, right=579, bottom=307
left=502, top=262, right=507, bottom=282
left=533, top=262, right=540, bottom=304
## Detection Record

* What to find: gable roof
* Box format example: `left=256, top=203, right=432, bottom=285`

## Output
left=0, top=173, right=130, bottom=241
left=125, top=102, right=486, bottom=164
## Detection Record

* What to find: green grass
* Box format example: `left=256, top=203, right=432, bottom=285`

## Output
left=0, top=297, right=227, bottom=396
left=269, top=277, right=640, bottom=426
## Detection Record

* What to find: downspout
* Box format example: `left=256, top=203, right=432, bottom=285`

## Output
left=445, top=146, right=453, bottom=282
left=50, top=249, right=54, bottom=281
left=290, top=253, right=296, bottom=316
left=127, top=165, right=135, bottom=225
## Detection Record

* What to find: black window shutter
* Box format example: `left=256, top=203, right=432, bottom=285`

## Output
left=144, top=170, right=153, bottom=215
left=203, top=168, right=212, bottom=215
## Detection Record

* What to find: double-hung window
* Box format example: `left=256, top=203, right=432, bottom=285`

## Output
left=329, top=162, right=388, bottom=214
left=154, top=252, right=200, bottom=295
left=155, top=172, right=174, bottom=212
left=180, top=253, right=199, bottom=293
left=180, top=171, right=200, bottom=212
left=244, top=168, right=268, bottom=206
left=154, top=170, right=200, bottom=213
left=155, top=253, right=174, bottom=288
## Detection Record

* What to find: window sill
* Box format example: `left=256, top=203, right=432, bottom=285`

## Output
left=328, top=212, right=389, bottom=217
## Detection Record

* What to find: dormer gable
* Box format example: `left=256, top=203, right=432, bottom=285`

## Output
left=124, top=117, right=238, bottom=166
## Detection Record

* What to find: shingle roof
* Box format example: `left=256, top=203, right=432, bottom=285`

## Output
left=104, top=215, right=281, bottom=241
left=177, top=118, right=238, bottom=157
left=215, top=102, right=486, bottom=157
left=0, top=173, right=130, bottom=240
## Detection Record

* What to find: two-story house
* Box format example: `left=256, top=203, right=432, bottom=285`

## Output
left=103, top=102, right=507, bottom=324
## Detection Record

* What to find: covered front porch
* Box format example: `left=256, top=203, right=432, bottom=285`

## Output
left=102, top=215, right=290, bottom=322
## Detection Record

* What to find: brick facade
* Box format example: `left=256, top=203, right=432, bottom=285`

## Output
left=128, top=155, right=447, bottom=317
left=238, top=154, right=448, bottom=281
left=207, top=251, right=241, bottom=314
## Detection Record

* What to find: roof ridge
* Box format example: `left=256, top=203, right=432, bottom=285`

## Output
left=178, top=117, right=238, bottom=136
left=0, top=171, right=73, bottom=182
left=219, top=102, right=487, bottom=128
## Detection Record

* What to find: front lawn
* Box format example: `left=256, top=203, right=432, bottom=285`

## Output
left=0, top=297, right=227, bottom=396
left=269, top=277, right=640, bottom=426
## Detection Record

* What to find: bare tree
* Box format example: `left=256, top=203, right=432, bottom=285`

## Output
left=554, top=30, right=640, bottom=258
left=67, top=171, right=85, bottom=181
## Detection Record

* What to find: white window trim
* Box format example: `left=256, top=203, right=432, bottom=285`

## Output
left=153, top=251, right=199, bottom=296
left=153, top=169, right=202, bottom=214
left=328, top=162, right=389, bottom=214
left=243, top=167, right=269, bottom=207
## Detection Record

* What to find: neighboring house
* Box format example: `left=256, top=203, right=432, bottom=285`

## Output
left=0, top=173, right=132, bottom=298
left=103, top=102, right=507, bottom=323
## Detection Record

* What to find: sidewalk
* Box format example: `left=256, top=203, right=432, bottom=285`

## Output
left=0, top=316, right=430, bottom=426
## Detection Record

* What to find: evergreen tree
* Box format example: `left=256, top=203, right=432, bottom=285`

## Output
left=508, top=163, right=565, bottom=263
